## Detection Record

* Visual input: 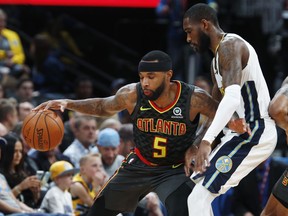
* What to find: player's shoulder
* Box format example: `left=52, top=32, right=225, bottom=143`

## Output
left=117, top=83, right=137, bottom=94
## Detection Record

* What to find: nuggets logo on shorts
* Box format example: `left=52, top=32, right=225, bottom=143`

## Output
left=215, top=156, right=233, bottom=173
left=282, top=176, right=287, bottom=186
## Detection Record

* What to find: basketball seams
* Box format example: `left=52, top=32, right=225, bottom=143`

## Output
left=44, top=114, right=51, bottom=151
left=32, top=112, right=44, bottom=150
left=22, top=112, right=38, bottom=149
left=45, top=113, right=64, bottom=138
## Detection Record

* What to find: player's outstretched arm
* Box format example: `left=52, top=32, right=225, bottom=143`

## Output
left=33, top=83, right=137, bottom=116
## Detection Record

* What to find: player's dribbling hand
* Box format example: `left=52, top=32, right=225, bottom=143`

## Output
left=184, top=145, right=198, bottom=176
left=33, top=99, right=68, bottom=112
left=194, top=140, right=211, bottom=174
left=228, top=118, right=252, bottom=135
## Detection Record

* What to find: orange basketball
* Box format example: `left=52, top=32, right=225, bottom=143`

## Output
left=22, top=110, right=64, bottom=151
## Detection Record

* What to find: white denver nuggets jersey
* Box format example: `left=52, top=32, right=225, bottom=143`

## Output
left=212, top=33, right=271, bottom=122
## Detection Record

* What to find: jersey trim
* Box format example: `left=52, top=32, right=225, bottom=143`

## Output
left=135, top=147, right=158, bottom=166
left=148, top=80, right=181, bottom=114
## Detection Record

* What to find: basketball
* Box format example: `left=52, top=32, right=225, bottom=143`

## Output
left=22, top=110, right=64, bottom=151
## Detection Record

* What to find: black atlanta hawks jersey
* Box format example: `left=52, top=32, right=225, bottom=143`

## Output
left=130, top=80, right=200, bottom=165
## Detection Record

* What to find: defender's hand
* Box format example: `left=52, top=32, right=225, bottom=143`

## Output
left=194, top=140, right=211, bottom=174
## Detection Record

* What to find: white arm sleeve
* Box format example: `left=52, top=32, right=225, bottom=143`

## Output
left=203, top=84, right=241, bottom=144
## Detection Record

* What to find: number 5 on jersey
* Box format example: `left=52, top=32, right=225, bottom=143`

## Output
left=153, top=137, right=167, bottom=158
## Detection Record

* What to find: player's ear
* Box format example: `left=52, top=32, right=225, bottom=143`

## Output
left=167, top=70, right=173, bottom=79
left=200, top=19, right=209, bottom=31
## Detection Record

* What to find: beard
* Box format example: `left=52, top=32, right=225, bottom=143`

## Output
left=198, top=30, right=211, bottom=53
left=142, top=80, right=165, bottom=101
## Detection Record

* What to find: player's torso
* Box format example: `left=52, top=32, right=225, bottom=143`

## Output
left=212, top=33, right=271, bottom=121
left=131, top=81, right=199, bottom=165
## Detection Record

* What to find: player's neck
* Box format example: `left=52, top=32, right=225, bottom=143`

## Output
left=152, top=82, right=177, bottom=108
left=210, top=28, right=225, bottom=55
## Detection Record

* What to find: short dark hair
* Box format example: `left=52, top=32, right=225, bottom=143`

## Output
left=16, top=78, right=33, bottom=90
left=184, top=3, right=219, bottom=26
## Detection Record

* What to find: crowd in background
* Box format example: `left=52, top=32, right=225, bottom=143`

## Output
left=0, top=1, right=287, bottom=216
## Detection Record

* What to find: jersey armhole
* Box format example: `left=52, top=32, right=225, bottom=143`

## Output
left=185, top=84, right=200, bottom=126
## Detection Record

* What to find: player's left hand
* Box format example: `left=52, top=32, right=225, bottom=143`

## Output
left=194, top=140, right=211, bottom=174
left=228, top=118, right=251, bottom=135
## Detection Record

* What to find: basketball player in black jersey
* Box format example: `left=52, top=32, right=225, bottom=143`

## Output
left=261, top=77, right=288, bottom=216
left=33, top=50, right=246, bottom=216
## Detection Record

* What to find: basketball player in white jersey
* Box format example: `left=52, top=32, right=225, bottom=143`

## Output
left=183, top=3, right=277, bottom=215
left=261, top=76, right=288, bottom=216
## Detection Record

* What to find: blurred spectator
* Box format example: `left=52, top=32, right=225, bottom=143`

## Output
left=99, top=118, right=122, bottom=131
left=110, top=78, right=132, bottom=124
left=13, top=78, right=38, bottom=106
left=60, top=111, right=84, bottom=153
left=0, top=122, right=7, bottom=136
left=232, top=157, right=287, bottom=216
left=0, top=83, right=6, bottom=99
left=43, top=15, right=84, bottom=63
left=0, top=136, right=35, bottom=214
left=29, top=33, right=66, bottom=94
left=40, top=160, right=77, bottom=215
left=61, top=77, right=94, bottom=123
left=193, top=76, right=213, bottom=127
left=74, top=76, right=94, bottom=100
left=0, top=8, right=30, bottom=90
left=194, top=75, right=212, bottom=94
left=156, top=0, right=188, bottom=80
left=63, top=115, right=98, bottom=168
left=29, top=148, right=72, bottom=172
left=70, top=153, right=107, bottom=216
left=118, top=123, right=135, bottom=157
left=0, top=98, right=18, bottom=132
left=111, top=78, right=128, bottom=95
left=96, top=128, right=124, bottom=177
left=17, top=101, right=34, bottom=122
left=0, top=133, right=41, bottom=208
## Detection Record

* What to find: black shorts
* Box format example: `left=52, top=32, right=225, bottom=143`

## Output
left=272, top=168, right=288, bottom=208
left=97, top=152, right=194, bottom=213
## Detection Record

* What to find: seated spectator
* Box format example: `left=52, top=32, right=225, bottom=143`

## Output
left=59, top=111, right=84, bottom=153
left=17, top=101, right=34, bottom=122
left=63, top=115, right=98, bottom=168
left=99, top=118, right=122, bottom=131
left=73, top=76, right=94, bottom=100
left=0, top=136, right=35, bottom=214
left=13, top=78, right=38, bottom=106
left=0, top=83, right=7, bottom=99
left=70, top=153, right=107, bottom=216
left=40, top=160, right=77, bottom=215
left=0, top=122, right=7, bottom=136
left=0, top=98, right=18, bottom=132
left=0, top=9, right=30, bottom=91
left=30, top=148, right=72, bottom=172
left=96, top=128, right=124, bottom=177
left=0, top=133, right=41, bottom=208
left=110, top=78, right=131, bottom=124
left=29, top=33, right=66, bottom=94
left=118, top=123, right=135, bottom=157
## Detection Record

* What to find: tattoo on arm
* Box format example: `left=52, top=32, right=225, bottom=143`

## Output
left=218, top=39, right=243, bottom=87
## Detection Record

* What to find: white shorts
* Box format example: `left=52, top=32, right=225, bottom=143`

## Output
left=191, top=118, right=277, bottom=195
